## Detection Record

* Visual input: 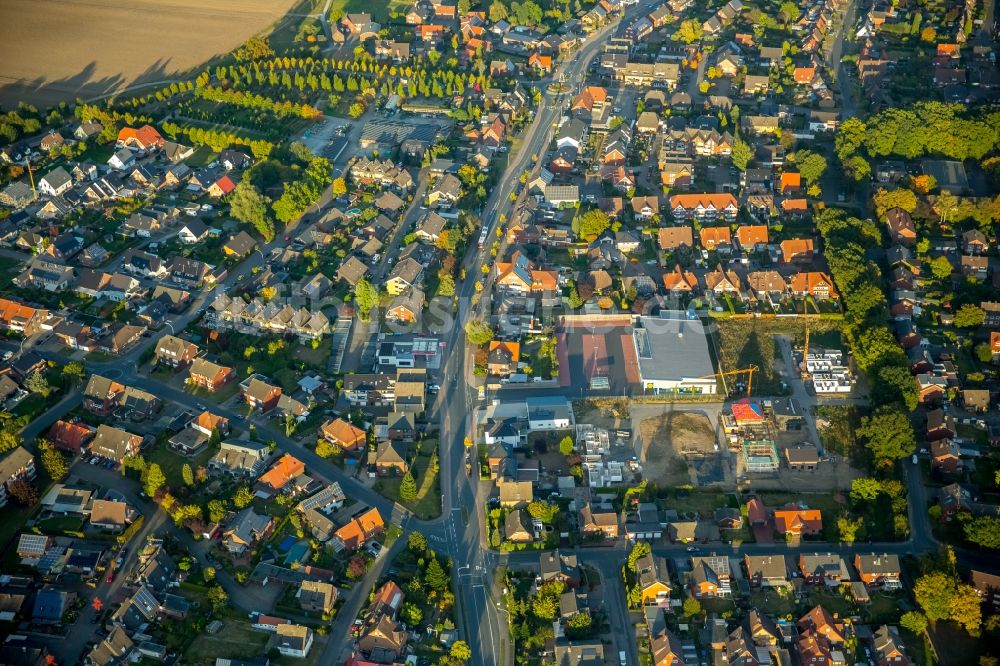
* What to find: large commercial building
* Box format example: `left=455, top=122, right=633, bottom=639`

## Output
left=632, top=312, right=717, bottom=394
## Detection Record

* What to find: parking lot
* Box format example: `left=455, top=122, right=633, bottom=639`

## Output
left=296, top=116, right=350, bottom=159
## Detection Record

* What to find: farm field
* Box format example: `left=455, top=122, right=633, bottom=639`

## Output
left=0, top=0, right=301, bottom=108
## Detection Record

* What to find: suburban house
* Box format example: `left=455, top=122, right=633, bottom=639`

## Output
left=333, top=507, right=385, bottom=551
left=320, top=418, right=367, bottom=452
left=208, top=440, right=271, bottom=478
left=89, top=425, right=142, bottom=462
left=188, top=358, right=235, bottom=392
left=743, top=555, right=789, bottom=588
left=242, top=377, right=282, bottom=412
left=853, top=553, right=902, bottom=590
left=635, top=553, right=672, bottom=607
left=798, top=554, right=848, bottom=586
left=689, top=555, right=731, bottom=597
left=223, top=508, right=274, bottom=555
left=154, top=335, right=199, bottom=368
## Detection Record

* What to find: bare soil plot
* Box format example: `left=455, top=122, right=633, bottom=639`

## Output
left=638, top=412, right=716, bottom=486
left=0, top=0, right=300, bottom=108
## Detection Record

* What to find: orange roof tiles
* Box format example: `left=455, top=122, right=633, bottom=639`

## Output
left=48, top=420, right=94, bottom=451
left=780, top=238, right=814, bottom=262
left=489, top=341, right=521, bottom=363
left=789, top=271, right=837, bottom=298
left=194, top=411, right=228, bottom=433
left=662, top=265, right=697, bottom=291
left=669, top=193, right=739, bottom=210
left=699, top=226, right=732, bottom=250
left=117, top=125, right=163, bottom=149
left=774, top=507, right=823, bottom=534
left=736, top=225, right=769, bottom=247
left=0, top=297, right=46, bottom=328
left=322, top=418, right=367, bottom=450
left=779, top=172, right=802, bottom=192
left=259, top=454, right=306, bottom=492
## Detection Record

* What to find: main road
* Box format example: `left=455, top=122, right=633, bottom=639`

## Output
left=427, top=1, right=678, bottom=663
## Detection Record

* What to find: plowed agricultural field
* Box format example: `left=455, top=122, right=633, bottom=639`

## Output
left=0, top=0, right=299, bottom=108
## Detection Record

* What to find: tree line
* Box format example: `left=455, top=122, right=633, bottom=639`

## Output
left=196, top=85, right=322, bottom=120
left=160, top=120, right=275, bottom=159
left=814, top=208, right=917, bottom=464
left=836, top=102, right=1000, bottom=165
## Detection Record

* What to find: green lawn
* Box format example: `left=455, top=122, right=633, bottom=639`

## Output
left=748, top=589, right=798, bottom=618
left=0, top=504, right=35, bottom=559
left=806, top=587, right=857, bottom=618
left=374, top=443, right=442, bottom=520
left=146, top=438, right=218, bottom=489
left=184, top=619, right=268, bottom=665
left=664, top=491, right=728, bottom=518
left=956, top=423, right=988, bottom=447
left=37, top=515, right=85, bottom=535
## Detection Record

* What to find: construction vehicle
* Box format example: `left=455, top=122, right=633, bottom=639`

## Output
left=699, top=365, right=759, bottom=398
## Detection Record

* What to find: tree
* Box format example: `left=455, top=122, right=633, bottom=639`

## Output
left=963, top=516, right=1000, bottom=549
left=626, top=542, right=651, bottom=572
left=914, top=571, right=956, bottom=623
left=353, top=278, right=380, bottom=321
left=975, top=342, right=994, bottom=364
left=954, top=304, right=986, bottom=328
left=844, top=155, right=871, bottom=181
left=39, top=440, right=69, bottom=482
left=408, top=531, right=428, bottom=553
left=675, top=19, right=703, bottom=43
left=795, top=150, right=828, bottom=184
left=399, top=470, right=418, bottom=501
left=950, top=584, right=982, bottom=635
left=873, top=187, right=918, bottom=216
left=425, top=556, right=449, bottom=591
left=207, top=499, right=226, bottom=523
left=233, top=485, right=253, bottom=509
left=62, top=362, right=85, bottom=383
left=577, top=209, right=610, bottom=240
left=683, top=597, right=702, bottom=618
left=558, top=435, right=574, bottom=456
left=857, top=407, right=916, bottom=467
left=401, top=602, right=423, bottom=626
left=331, top=177, right=347, bottom=198
left=489, top=0, right=508, bottom=21
left=778, top=0, right=800, bottom=23
left=144, top=463, right=166, bottom=497
left=346, top=555, right=369, bottom=579
left=438, top=273, right=456, bottom=297
left=234, top=36, right=274, bottom=61
left=532, top=592, right=559, bottom=621
left=900, top=611, right=928, bottom=636
left=465, top=319, right=494, bottom=346
left=731, top=133, right=752, bottom=170
left=929, top=255, right=954, bottom=280
left=207, top=585, right=229, bottom=610
left=25, top=371, right=51, bottom=397
left=182, top=464, right=194, bottom=486
left=527, top=501, right=558, bottom=523
left=7, top=478, right=38, bottom=506
left=837, top=516, right=863, bottom=545
left=315, top=439, right=339, bottom=458
left=203, top=566, right=216, bottom=582
left=230, top=181, right=274, bottom=242
left=850, top=477, right=882, bottom=503
left=450, top=641, right=472, bottom=662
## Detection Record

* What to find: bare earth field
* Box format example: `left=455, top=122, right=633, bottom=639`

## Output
left=639, top=412, right=717, bottom=486
left=0, top=0, right=300, bottom=109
